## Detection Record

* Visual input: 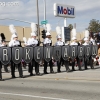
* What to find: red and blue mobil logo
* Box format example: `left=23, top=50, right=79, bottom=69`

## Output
left=57, top=5, right=75, bottom=16
left=53, top=3, right=75, bottom=18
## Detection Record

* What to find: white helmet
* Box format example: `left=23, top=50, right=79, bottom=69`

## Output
left=46, top=32, right=51, bottom=36
left=31, top=32, right=36, bottom=36
left=72, top=37, right=76, bottom=40
left=12, top=34, right=18, bottom=39
left=56, top=35, right=61, bottom=39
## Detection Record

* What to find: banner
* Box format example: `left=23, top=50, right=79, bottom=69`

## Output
left=44, top=46, right=53, bottom=62
left=78, top=46, right=84, bottom=59
left=34, top=46, right=43, bottom=63
left=0, top=45, right=98, bottom=65
left=84, top=45, right=91, bottom=60
left=23, top=47, right=33, bottom=63
left=0, top=47, right=11, bottom=65
left=62, top=45, right=70, bottom=61
left=53, top=46, right=61, bottom=61
left=91, top=45, right=98, bottom=58
left=70, top=45, right=78, bottom=60
left=12, top=47, right=23, bottom=64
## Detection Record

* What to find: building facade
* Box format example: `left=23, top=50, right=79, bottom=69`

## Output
left=1, top=25, right=100, bottom=54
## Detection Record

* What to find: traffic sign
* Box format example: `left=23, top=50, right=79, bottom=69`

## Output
left=41, top=20, right=48, bottom=25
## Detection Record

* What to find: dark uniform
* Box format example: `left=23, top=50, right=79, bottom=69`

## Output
left=64, top=44, right=70, bottom=72
left=1, top=44, right=9, bottom=73
left=0, top=43, right=8, bottom=81
left=55, top=38, right=70, bottom=72
left=0, top=33, right=8, bottom=81
left=43, top=37, right=54, bottom=74
left=83, top=41, right=94, bottom=69
left=9, top=39, right=23, bottom=78
left=70, top=41, right=78, bottom=71
left=27, top=37, right=40, bottom=76
left=55, top=40, right=64, bottom=72
left=77, top=42, right=83, bottom=70
left=0, top=33, right=9, bottom=72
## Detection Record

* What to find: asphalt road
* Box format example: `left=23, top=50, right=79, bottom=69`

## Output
left=0, top=66, right=100, bottom=100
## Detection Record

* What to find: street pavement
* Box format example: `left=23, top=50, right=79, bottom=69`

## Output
left=0, top=65, right=100, bottom=100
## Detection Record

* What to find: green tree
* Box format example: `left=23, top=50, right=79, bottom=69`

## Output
left=88, top=19, right=100, bottom=33
left=68, top=24, right=73, bottom=31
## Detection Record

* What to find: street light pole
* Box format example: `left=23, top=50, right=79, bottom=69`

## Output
left=43, top=0, right=46, bottom=21
left=43, top=0, right=46, bottom=29
left=36, top=0, right=40, bottom=42
left=23, top=27, right=25, bottom=37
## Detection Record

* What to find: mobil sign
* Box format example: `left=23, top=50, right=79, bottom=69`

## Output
left=54, top=3, right=75, bottom=18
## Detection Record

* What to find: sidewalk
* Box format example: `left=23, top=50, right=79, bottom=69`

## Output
left=2, top=66, right=100, bottom=81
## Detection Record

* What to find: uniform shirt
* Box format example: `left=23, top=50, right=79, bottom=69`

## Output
left=70, top=42, right=78, bottom=45
left=82, top=42, right=89, bottom=46
left=65, top=43, right=69, bottom=45
left=78, top=42, right=82, bottom=46
left=90, top=38, right=96, bottom=45
left=9, top=40, right=20, bottom=47
left=24, top=43, right=27, bottom=46
left=55, top=41, right=64, bottom=46
left=24, top=38, right=30, bottom=46
left=43, top=38, right=52, bottom=46
left=0, top=44, right=7, bottom=47
left=27, top=38, right=38, bottom=47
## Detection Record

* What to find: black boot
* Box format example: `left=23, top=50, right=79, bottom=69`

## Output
left=36, top=72, right=41, bottom=75
left=57, top=69, right=61, bottom=73
left=66, top=69, right=71, bottom=72
left=50, top=67, right=54, bottom=73
left=19, top=75, right=24, bottom=78
left=12, top=75, right=16, bottom=78
left=44, top=71, right=49, bottom=74
left=0, top=78, right=4, bottom=81
left=30, top=73, right=35, bottom=76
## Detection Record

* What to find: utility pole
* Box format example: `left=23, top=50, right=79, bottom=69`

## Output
left=36, top=0, right=40, bottom=42
left=43, top=0, right=46, bottom=29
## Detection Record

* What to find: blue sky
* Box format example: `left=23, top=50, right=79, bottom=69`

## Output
left=0, top=0, right=100, bottom=32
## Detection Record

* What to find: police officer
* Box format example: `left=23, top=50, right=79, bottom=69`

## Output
left=70, top=28, right=78, bottom=71
left=83, top=30, right=94, bottom=69
left=27, top=23, right=40, bottom=76
left=43, top=24, right=54, bottom=74
left=9, top=24, right=23, bottom=78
